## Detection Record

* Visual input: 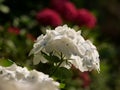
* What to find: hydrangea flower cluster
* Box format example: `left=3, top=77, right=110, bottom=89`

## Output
left=30, top=25, right=100, bottom=72
left=0, top=64, right=59, bottom=90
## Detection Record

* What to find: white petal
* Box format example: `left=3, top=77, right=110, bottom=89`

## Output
left=0, top=64, right=60, bottom=90
left=33, top=54, right=48, bottom=65
left=30, top=25, right=100, bottom=72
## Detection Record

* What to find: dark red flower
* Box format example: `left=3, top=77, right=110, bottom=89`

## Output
left=50, top=0, right=69, bottom=13
left=79, top=72, right=91, bottom=88
left=76, top=9, right=97, bottom=29
left=61, top=2, right=77, bottom=21
left=26, top=33, right=36, bottom=41
left=50, top=0, right=77, bottom=22
left=36, top=8, right=62, bottom=27
left=8, top=27, right=20, bottom=35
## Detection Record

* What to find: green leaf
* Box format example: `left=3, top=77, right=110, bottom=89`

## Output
left=54, top=67, right=72, bottom=80
left=41, top=51, right=51, bottom=60
left=41, top=51, right=60, bottom=63
left=0, top=59, right=14, bottom=67
left=60, top=83, right=65, bottom=89
left=50, top=54, right=61, bottom=63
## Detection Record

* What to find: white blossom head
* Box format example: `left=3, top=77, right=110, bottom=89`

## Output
left=30, top=25, right=100, bottom=72
left=0, top=64, right=59, bottom=90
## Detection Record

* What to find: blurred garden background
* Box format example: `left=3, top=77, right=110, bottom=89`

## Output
left=0, top=0, right=120, bottom=90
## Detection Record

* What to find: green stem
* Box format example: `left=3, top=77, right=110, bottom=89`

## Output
left=50, top=60, right=63, bottom=76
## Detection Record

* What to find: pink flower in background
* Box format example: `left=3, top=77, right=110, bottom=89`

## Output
left=76, top=9, right=97, bottom=29
left=50, top=0, right=77, bottom=22
left=36, top=8, right=62, bottom=27
left=8, top=27, right=20, bottom=35
left=61, top=2, right=77, bottom=21
left=50, top=0, right=68, bottom=13
left=79, top=72, right=91, bottom=88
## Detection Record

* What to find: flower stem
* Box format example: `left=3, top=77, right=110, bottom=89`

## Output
left=50, top=60, right=63, bottom=76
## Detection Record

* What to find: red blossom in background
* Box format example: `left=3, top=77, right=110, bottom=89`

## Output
left=8, top=27, right=20, bottom=35
left=50, top=0, right=69, bottom=13
left=26, top=33, right=36, bottom=41
left=61, top=2, right=77, bottom=22
left=79, top=72, right=91, bottom=88
left=36, top=8, right=62, bottom=27
left=50, top=0, right=77, bottom=22
left=75, top=9, right=97, bottom=29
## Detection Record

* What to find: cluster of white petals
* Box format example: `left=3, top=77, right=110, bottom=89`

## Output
left=0, top=64, right=59, bottom=90
left=30, top=25, right=100, bottom=72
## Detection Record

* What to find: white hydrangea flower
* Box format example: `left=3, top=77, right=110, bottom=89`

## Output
left=0, top=64, right=59, bottom=90
left=30, top=25, right=100, bottom=72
